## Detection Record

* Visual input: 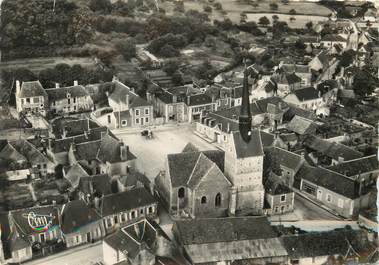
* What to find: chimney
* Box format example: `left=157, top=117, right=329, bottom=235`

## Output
left=318, top=90, right=322, bottom=98
left=16, top=80, right=21, bottom=96
left=120, top=142, right=128, bottom=161
left=173, top=95, right=177, bottom=103
left=338, top=156, right=344, bottom=163
left=74, top=80, right=78, bottom=86
left=55, top=83, right=60, bottom=89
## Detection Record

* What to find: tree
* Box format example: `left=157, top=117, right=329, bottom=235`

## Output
left=240, top=12, right=247, bottom=23
left=214, top=2, right=222, bottom=10
left=269, top=2, right=278, bottom=10
left=352, top=70, right=376, bottom=96
left=159, top=44, right=180, bottom=57
left=116, top=38, right=136, bottom=60
left=339, top=49, right=355, bottom=68
left=89, top=0, right=112, bottom=13
left=258, top=16, right=270, bottom=26
left=172, top=71, right=184, bottom=85
left=272, top=14, right=279, bottom=23
left=163, top=60, right=180, bottom=75
left=289, top=9, right=296, bottom=15
left=204, top=5, right=212, bottom=13
left=174, top=1, right=185, bottom=13
left=305, top=21, right=313, bottom=31
left=290, top=16, right=296, bottom=22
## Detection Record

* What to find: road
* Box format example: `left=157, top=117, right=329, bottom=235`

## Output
left=24, top=241, right=103, bottom=265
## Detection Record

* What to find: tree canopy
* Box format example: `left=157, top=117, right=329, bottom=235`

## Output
left=352, top=69, right=376, bottom=97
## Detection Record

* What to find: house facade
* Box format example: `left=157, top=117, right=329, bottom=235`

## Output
left=15, top=80, right=48, bottom=116
left=45, top=82, right=93, bottom=114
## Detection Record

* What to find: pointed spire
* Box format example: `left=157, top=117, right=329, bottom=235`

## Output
left=239, top=63, right=252, bottom=143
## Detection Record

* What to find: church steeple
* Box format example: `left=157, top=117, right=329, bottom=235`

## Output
left=239, top=66, right=252, bottom=143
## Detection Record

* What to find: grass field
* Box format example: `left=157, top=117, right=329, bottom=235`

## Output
left=0, top=57, right=96, bottom=73
left=176, top=0, right=333, bottom=23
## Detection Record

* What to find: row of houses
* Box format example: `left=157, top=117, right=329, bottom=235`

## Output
left=0, top=187, right=158, bottom=263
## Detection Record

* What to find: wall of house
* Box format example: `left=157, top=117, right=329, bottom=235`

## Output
left=188, top=103, right=215, bottom=123
left=266, top=192, right=294, bottom=215
left=131, top=106, right=153, bottom=127
left=30, top=226, right=62, bottom=243
left=131, top=248, right=155, bottom=265
left=154, top=170, right=171, bottom=208
left=50, top=96, right=93, bottom=114
left=11, top=246, right=33, bottom=263
left=105, top=159, right=135, bottom=176
left=17, top=96, right=46, bottom=115
left=103, top=240, right=126, bottom=265
left=191, top=170, right=231, bottom=218
left=64, top=220, right=104, bottom=248
left=103, top=203, right=158, bottom=234
left=93, top=113, right=117, bottom=129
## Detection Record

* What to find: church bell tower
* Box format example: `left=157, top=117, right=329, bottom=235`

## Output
left=239, top=67, right=252, bottom=142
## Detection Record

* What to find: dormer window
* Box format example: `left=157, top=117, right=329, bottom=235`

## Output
left=67, top=93, right=71, bottom=98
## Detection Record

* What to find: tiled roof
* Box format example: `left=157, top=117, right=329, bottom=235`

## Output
left=321, top=34, right=347, bottom=42
left=52, top=118, right=100, bottom=138
left=100, top=188, right=156, bottom=216
left=296, top=165, right=361, bottom=199
left=287, top=115, right=318, bottom=135
left=10, top=139, right=50, bottom=165
left=281, top=229, right=366, bottom=259
left=283, top=104, right=317, bottom=122
left=303, top=135, right=363, bottom=161
left=45, top=85, right=89, bottom=101
left=181, top=143, right=199, bottom=153
left=265, top=147, right=303, bottom=171
left=61, top=200, right=101, bottom=234
left=110, top=81, right=150, bottom=108
left=63, top=163, right=90, bottom=188
left=232, top=130, right=264, bottom=158
left=292, top=86, right=320, bottom=101
left=264, top=174, right=292, bottom=195
left=78, top=174, right=112, bottom=197
left=326, top=155, right=378, bottom=177
left=19, top=81, right=47, bottom=98
left=174, top=216, right=277, bottom=245
left=277, top=73, right=302, bottom=85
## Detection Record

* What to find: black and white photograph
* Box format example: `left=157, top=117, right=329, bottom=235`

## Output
left=0, top=0, right=378, bottom=264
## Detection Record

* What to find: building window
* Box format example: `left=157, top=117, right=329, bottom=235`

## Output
left=280, top=195, right=286, bottom=202
left=215, top=193, right=221, bottom=207
left=274, top=206, right=279, bottom=213
left=122, top=120, right=127, bottom=126
left=201, top=196, right=207, bottom=204
left=145, top=117, right=149, bottom=123
left=33, top=97, right=39, bottom=103
left=148, top=206, right=153, bottom=214
left=338, top=199, right=344, bottom=208
left=140, top=208, right=144, bottom=214
left=73, top=97, right=76, bottom=103
left=40, top=233, right=45, bottom=242
left=131, top=211, right=136, bottom=219
left=145, top=108, right=149, bottom=115
left=68, top=98, right=71, bottom=104
left=107, top=218, right=112, bottom=227
left=114, top=215, right=118, bottom=224
left=135, top=109, right=140, bottom=116
left=178, top=187, right=185, bottom=198
left=21, top=99, right=24, bottom=104
left=26, top=98, right=30, bottom=103
left=121, top=214, right=126, bottom=222
left=135, top=118, right=139, bottom=124
left=326, top=194, right=332, bottom=202
left=107, top=115, right=111, bottom=124
left=75, top=235, right=81, bottom=244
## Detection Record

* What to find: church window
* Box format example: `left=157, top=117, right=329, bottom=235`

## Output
left=178, top=187, right=185, bottom=198
left=201, top=196, right=207, bottom=204
left=215, top=193, right=221, bottom=207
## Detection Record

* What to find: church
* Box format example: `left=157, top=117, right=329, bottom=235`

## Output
left=155, top=68, right=265, bottom=217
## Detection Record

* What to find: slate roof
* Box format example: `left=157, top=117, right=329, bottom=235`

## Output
left=281, top=64, right=310, bottom=74
left=186, top=93, right=213, bottom=106
left=296, top=165, right=361, bottom=199
left=52, top=118, right=100, bottom=138
left=10, top=205, right=60, bottom=236
left=181, top=143, right=199, bottom=153
left=287, top=115, right=318, bottom=135
left=303, top=135, right=363, bottom=161
left=9, top=230, right=30, bottom=252
left=19, top=81, right=47, bottom=98
left=100, top=188, right=157, bottom=216
left=61, top=200, right=101, bottom=234
left=292, top=87, right=320, bottom=101
left=264, top=79, right=278, bottom=93
left=232, top=130, right=264, bottom=159
left=167, top=150, right=225, bottom=187
left=259, top=131, right=275, bottom=147
left=175, top=216, right=277, bottom=245
left=283, top=104, right=317, bottom=122
left=202, top=112, right=239, bottom=133
left=281, top=229, right=365, bottom=259
left=326, top=155, right=379, bottom=178
left=45, top=85, right=89, bottom=101
left=0, top=143, right=26, bottom=162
